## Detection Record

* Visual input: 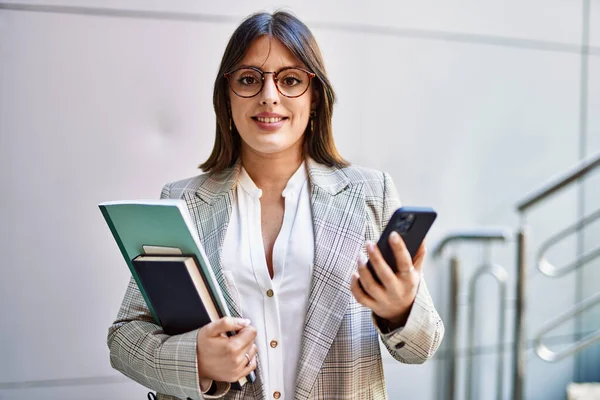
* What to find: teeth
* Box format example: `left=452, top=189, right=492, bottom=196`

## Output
left=257, top=117, right=283, bottom=123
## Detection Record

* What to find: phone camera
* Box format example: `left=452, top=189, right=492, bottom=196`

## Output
left=396, top=213, right=415, bottom=234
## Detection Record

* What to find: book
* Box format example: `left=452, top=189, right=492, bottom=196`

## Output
left=131, top=255, right=221, bottom=335
left=99, top=199, right=255, bottom=389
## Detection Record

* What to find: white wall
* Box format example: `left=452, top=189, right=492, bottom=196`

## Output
left=1, top=1, right=598, bottom=399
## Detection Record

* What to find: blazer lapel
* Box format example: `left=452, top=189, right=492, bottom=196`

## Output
left=294, top=159, right=366, bottom=400
left=181, top=163, right=242, bottom=318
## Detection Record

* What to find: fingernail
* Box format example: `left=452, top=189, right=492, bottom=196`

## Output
left=366, top=242, right=375, bottom=252
left=241, top=319, right=251, bottom=326
left=390, top=231, right=400, bottom=242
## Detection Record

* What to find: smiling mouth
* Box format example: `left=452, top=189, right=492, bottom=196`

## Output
left=252, top=117, right=288, bottom=123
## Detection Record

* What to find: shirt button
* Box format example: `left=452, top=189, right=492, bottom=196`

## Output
left=273, top=391, right=281, bottom=399
left=270, top=340, right=278, bottom=348
left=266, top=289, right=274, bottom=297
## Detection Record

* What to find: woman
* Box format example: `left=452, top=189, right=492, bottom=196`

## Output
left=108, top=11, right=444, bottom=400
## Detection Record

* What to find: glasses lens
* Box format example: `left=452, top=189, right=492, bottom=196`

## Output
left=277, top=68, right=310, bottom=97
left=229, top=68, right=263, bottom=97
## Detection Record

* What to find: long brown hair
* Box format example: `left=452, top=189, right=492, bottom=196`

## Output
left=200, top=11, right=348, bottom=172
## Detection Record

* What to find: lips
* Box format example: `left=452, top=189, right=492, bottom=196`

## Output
left=255, top=116, right=285, bottom=123
left=251, top=113, right=288, bottom=131
left=251, top=112, right=289, bottom=131
left=252, top=112, right=288, bottom=124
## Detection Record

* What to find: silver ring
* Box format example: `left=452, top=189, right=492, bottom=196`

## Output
left=244, top=353, right=251, bottom=366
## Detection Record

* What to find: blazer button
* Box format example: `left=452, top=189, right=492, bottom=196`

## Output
left=273, top=391, right=281, bottom=399
left=395, top=341, right=406, bottom=349
left=270, top=340, right=278, bottom=348
left=266, top=289, right=274, bottom=297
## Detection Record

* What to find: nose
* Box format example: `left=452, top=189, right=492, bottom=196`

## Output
left=259, top=73, right=279, bottom=105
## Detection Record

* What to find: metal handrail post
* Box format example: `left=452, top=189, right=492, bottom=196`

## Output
left=512, top=229, right=527, bottom=400
left=433, top=229, right=511, bottom=400
left=465, top=264, right=507, bottom=400
left=447, top=256, right=459, bottom=400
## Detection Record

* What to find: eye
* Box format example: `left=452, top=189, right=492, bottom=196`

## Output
left=281, top=76, right=302, bottom=87
left=238, top=75, right=259, bottom=86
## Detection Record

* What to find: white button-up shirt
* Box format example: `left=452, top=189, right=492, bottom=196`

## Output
left=220, top=162, right=314, bottom=399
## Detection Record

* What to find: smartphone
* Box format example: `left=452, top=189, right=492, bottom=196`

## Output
left=365, top=207, right=437, bottom=285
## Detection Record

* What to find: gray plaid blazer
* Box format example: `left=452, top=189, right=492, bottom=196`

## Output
left=108, top=158, right=444, bottom=400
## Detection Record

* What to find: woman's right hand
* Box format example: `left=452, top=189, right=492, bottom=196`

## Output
left=196, top=317, right=258, bottom=383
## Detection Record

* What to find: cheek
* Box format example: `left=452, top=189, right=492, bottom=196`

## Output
left=230, top=99, right=249, bottom=125
left=290, top=102, right=311, bottom=128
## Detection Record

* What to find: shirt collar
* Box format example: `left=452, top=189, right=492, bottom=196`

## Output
left=238, top=165, right=263, bottom=199
left=282, top=160, right=308, bottom=198
left=238, top=160, right=308, bottom=199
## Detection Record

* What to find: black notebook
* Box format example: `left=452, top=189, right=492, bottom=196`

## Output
left=131, top=254, right=253, bottom=389
left=132, top=255, right=220, bottom=335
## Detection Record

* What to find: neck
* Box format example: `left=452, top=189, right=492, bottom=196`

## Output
left=241, top=144, right=304, bottom=192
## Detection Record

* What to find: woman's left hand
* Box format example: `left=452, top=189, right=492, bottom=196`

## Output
left=350, top=231, right=426, bottom=330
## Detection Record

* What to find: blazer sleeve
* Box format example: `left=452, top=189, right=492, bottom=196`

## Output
left=374, top=172, right=445, bottom=364
left=106, top=182, right=231, bottom=399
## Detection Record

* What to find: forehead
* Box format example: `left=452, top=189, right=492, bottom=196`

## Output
left=240, top=36, right=304, bottom=70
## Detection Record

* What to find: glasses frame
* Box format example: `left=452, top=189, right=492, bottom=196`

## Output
left=224, top=66, right=316, bottom=99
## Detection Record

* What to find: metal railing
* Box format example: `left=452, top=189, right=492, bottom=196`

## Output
left=466, top=263, right=508, bottom=400
left=433, top=229, right=511, bottom=400
left=534, top=291, right=600, bottom=363
left=513, top=151, right=600, bottom=400
left=535, top=207, right=600, bottom=278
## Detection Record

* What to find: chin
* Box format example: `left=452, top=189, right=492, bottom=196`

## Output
left=244, top=136, right=304, bottom=157
left=251, top=143, right=295, bottom=155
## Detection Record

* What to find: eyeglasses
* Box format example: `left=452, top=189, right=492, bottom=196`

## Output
left=224, top=66, right=316, bottom=98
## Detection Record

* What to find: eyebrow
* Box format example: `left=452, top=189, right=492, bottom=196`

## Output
left=237, top=64, right=306, bottom=71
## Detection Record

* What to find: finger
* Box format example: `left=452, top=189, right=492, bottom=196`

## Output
left=389, top=231, right=413, bottom=273
left=233, top=324, right=257, bottom=348
left=247, top=343, right=258, bottom=361
left=207, top=317, right=251, bottom=337
left=357, top=247, right=385, bottom=299
left=350, top=272, right=378, bottom=310
left=366, top=242, right=398, bottom=290
left=240, top=343, right=257, bottom=365
left=412, top=242, right=426, bottom=271
left=237, top=345, right=258, bottom=380
left=238, top=343, right=257, bottom=369
left=239, top=354, right=258, bottom=378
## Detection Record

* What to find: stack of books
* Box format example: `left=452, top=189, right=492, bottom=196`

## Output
left=99, top=199, right=254, bottom=389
